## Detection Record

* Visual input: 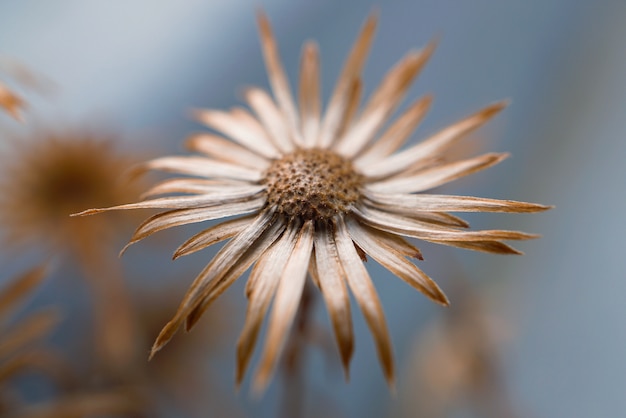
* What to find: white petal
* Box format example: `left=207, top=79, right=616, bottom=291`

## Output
left=129, top=156, right=263, bottom=182
left=192, top=108, right=279, bottom=159
left=314, top=221, right=354, bottom=378
left=252, top=221, right=314, bottom=394
left=317, top=14, right=377, bottom=148
left=366, top=153, right=508, bottom=194
left=244, top=87, right=294, bottom=153
left=354, top=95, right=432, bottom=167
left=345, top=217, right=448, bottom=305
left=334, top=43, right=435, bottom=158
left=299, top=41, right=321, bottom=148
left=353, top=204, right=539, bottom=242
left=364, top=191, right=552, bottom=213
left=335, top=218, right=394, bottom=385
left=150, top=210, right=284, bottom=358
left=173, top=214, right=255, bottom=259
left=120, top=197, right=265, bottom=255
left=257, top=11, right=302, bottom=146
left=185, top=133, right=271, bottom=170
left=236, top=224, right=301, bottom=386
left=364, top=102, right=507, bottom=179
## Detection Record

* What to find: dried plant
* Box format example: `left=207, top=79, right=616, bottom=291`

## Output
left=75, top=12, right=550, bottom=394
left=0, top=131, right=148, bottom=376
left=402, top=281, right=521, bottom=418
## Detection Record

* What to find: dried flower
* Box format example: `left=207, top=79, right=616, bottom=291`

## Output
left=75, top=12, right=550, bottom=393
left=0, top=131, right=143, bottom=258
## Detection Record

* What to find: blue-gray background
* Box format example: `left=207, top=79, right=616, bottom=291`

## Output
left=1, top=0, right=624, bottom=417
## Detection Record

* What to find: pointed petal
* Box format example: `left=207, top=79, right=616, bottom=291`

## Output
left=119, top=197, right=265, bottom=255
left=244, top=87, right=294, bottom=153
left=428, top=239, right=524, bottom=255
left=317, top=13, right=377, bottom=147
left=141, top=178, right=250, bottom=198
left=253, top=221, right=314, bottom=394
left=366, top=191, right=551, bottom=213
left=335, top=42, right=436, bottom=157
left=127, top=156, right=263, bottom=182
left=366, top=153, right=509, bottom=194
left=354, top=204, right=540, bottom=242
left=150, top=210, right=284, bottom=358
left=299, top=41, right=321, bottom=148
left=236, top=224, right=301, bottom=386
left=364, top=191, right=553, bottom=213
left=346, top=217, right=448, bottom=305
left=335, top=77, right=362, bottom=139
left=314, top=222, right=354, bottom=379
left=257, top=11, right=301, bottom=145
left=335, top=218, right=394, bottom=386
left=185, top=133, right=271, bottom=170
left=192, top=108, right=279, bottom=159
left=365, top=102, right=507, bottom=179
left=78, top=185, right=264, bottom=214
left=355, top=95, right=432, bottom=167
left=173, top=214, right=255, bottom=259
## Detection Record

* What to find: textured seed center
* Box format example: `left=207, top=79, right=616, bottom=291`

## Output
left=264, top=149, right=363, bottom=220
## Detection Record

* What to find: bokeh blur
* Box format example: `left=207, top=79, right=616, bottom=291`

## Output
left=1, top=0, right=624, bottom=417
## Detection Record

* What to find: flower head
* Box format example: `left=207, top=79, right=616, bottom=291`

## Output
left=76, top=12, right=550, bottom=393
left=0, top=131, right=143, bottom=258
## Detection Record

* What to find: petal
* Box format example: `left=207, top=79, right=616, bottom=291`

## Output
left=364, top=191, right=553, bottom=213
left=366, top=152, right=509, bottom=194
left=185, top=133, right=271, bottom=170
left=354, top=204, right=540, bottom=242
left=236, top=224, right=301, bottom=386
left=173, top=214, right=255, bottom=259
left=314, top=221, right=354, bottom=379
left=427, top=239, right=524, bottom=255
left=317, top=13, right=377, bottom=148
left=354, top=95, right=432, bottom=167
left=192, top=108, right=279, bottom=159
left=150, top=210, right=284, bottom=358
left=244, top=87, right=294, bottom=153
left=141, top=178, right=251, bottom=198
left=335, top=42, right=435, bottom=158
left=346, top=217, right=448, bottom=305
left=335, top=218, right=394, bottom=386
left=119, top=197, right=265, bottom=255
left=365, top=102, right=507, bottom=179
left=76, top=185, right=265, bottom=214
left=299, top=41, right=321, bottom=148
left=127, top=156, right=263, bottom=182
left=252, top=221, right=314, bottom=394
left=257, top=11, right=301, bottom=145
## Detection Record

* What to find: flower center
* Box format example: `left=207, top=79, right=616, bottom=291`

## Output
left=264, top=149, right=363, bottom=221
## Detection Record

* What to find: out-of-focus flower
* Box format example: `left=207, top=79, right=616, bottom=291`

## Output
left=0, top=131, right=147, bottom=376
left=76, top=12, right=550, bottom=393
left=0, top=131, right=143, bottom=258
left=401, top=284, right=521, bottom=418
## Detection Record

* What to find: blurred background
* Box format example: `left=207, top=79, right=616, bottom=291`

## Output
left=0, top=0, right=624, bottom=417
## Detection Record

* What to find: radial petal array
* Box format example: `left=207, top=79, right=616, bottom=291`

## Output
left=74, top=11, right=550, bottom=393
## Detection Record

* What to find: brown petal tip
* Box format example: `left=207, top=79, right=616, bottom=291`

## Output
left=148, top=321, right=179, bottom=360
